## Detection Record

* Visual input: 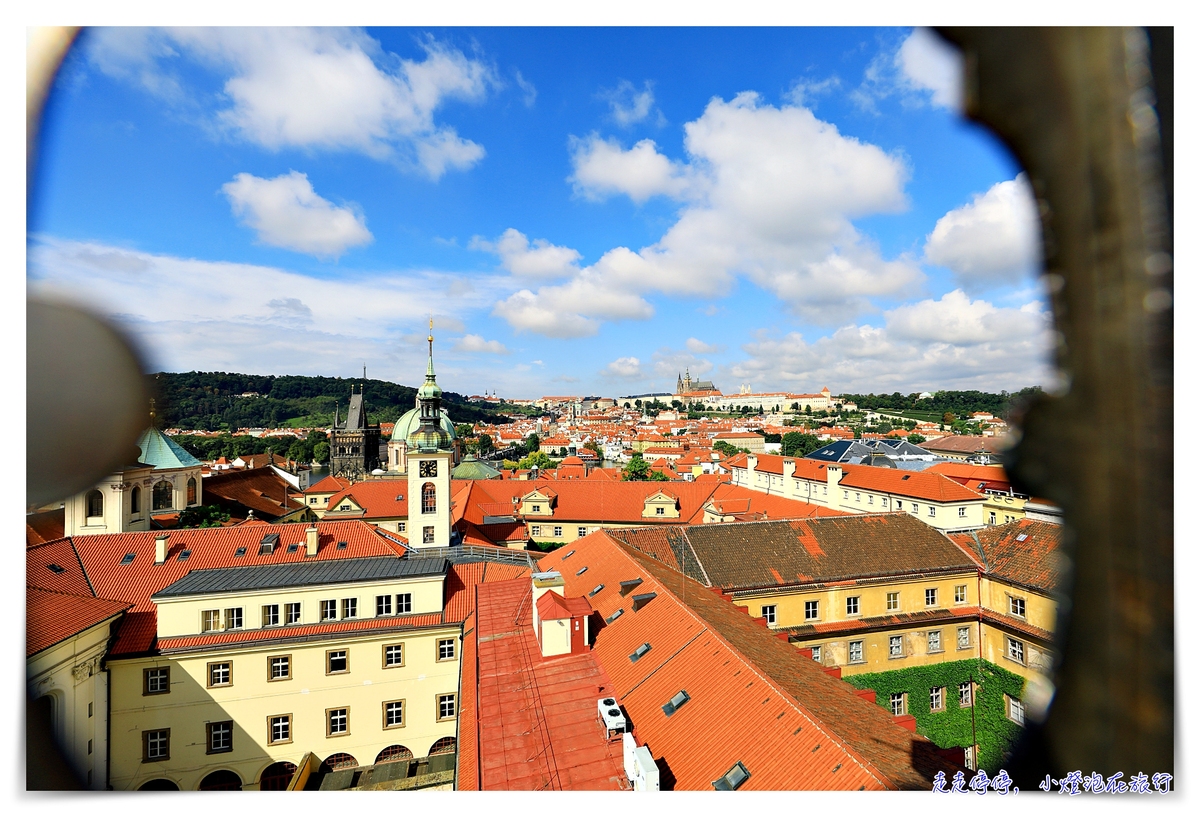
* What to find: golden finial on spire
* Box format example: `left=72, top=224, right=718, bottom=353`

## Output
left=149, top=397, right=157, bottom=421
left=428, top=313, right=434, bottom=343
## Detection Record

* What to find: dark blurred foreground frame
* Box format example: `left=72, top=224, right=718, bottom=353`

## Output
left=24, top=26, right=1173, bottom=790
left=937, top=27, right=1174, bottom=784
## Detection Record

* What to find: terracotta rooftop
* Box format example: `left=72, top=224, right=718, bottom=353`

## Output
left=27, top=587, right=130, bottom=657
left=726, top=452, right=984, bottom=503
left=950, top=519, right=1062, bottom=595
left=918, top=435, right=1011, bottom=455
left=608, top=514, right=979, bottom=592
left=467, top=577, right=628, bottom=790
left=202, top=467, right=306, bottom=520
left=25, top=508, right=65, bottom=546
left=533, top=532, right=959, bottom=789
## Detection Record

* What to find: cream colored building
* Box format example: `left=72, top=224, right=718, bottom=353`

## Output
left=107, top=553, right=462, bottom=791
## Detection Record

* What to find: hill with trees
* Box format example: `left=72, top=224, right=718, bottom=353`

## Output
left=147, top=371, right=513, bottom=432
left=837, top=388, right=1043, bottom=419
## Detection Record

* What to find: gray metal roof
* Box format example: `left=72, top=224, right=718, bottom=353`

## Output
left=152, top=556, right=447, bottom=599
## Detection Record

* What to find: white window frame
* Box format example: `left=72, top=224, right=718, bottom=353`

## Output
left=376, top=595, right=393, bottom=616
left=437, top=638, right=456, bottom=661
left=342, top=598, right=357, bottom=619
left=321, top=600, right=337, bottom=621
left=262, top=604, right=280, bottom=627
left=846, top=596, right=860, bottom=616
left=959, top=682, right=973, bottom=707
left=958, top=506, right=967, bottom=518
left=1009, top=595, right=1026, bottom=618
left=954, top=585, right=967, bottom=604
left=804, top=600, right=819, bottom=621
left=327, top=707, right=349, bottom=736
left=396, top=593, right=412, bottom=614
left=1008, top=695, right=1025, bottom=725
left=927, top=630, right=942, bottom=652
left=384, top=643, right=404, bottom=668
left=269, top=655, right=290, bottom=681
left=889, top=635, right=904, bottom=658
left=810, top=645, right=822, bottom=662
left=930, top=686, right=944, bottom=712
left=925, top=588, right=938, bottom=607
left=889, top=692, right=906, bottom=716
left=437, top=693, right=457, bottom=721
left=886, top=592, right=899, bottom=612
left=848, top=640, right=864, bottom=663
left=285, top=602, right=301, bottom=625
left=1007, top=637, right=1025, bottom=665
left=761, top=605, right=777, bottom=626
left=957, top=626, right=971, bottom=650
left=269, top=715, right=291, bottom=745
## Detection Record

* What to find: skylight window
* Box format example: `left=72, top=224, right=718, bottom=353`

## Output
left=576, top=566, right=588, bottom=576
left=632, top=592, right=657, bottom=612
left=562, top=550, right=576, bottom=560
left=662, top=689, right=690, bottom=716
left=337, top=541, right=348, bottom=550
left=120, top=553, right=135, bottom=565
left=286, top=543, right=299, bottom=553
left=605, top=609, right=624, bottom=624
left=712, top=761, right=750, bottom=791
left=629, top=643, right=652, bottom=662
left=589, top=584, right=605, bottom=597
left=46, top=564, right=65, bottom=574
left=177, top=550, right=191, bottom=561
left=234, top=547, right=246, bottom=557
left=1016, top=534, right=1028, bottom=542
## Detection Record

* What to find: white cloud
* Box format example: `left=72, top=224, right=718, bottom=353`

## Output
left=568, top=134, right=693, bottom=203
left=84, top=28, right=493, bottom=179
left=728, top=290, right=1053, bottom=394
left=651, top=347, right=713, bottom=380
left=221, top=171, right=373, bottom=258
left=471, top=228, right=581, bottom=280
left=785, top=75, right=842, bottom=108
left=514, top=70, right=537, bottom=106
left=26, top=236, right=509, bottom=366
left=602, top=356, right=644, bottom=379
left=685, top=337, right=723, bottom=354
left=601, top=80, right=661, bottom=127
left=453, top=334, right=509, bottom=355
left=499, top=92, right=917, bottom=337
left=896, top=28, right=963, bottom=110
left=924, top=173, right=1041, bottom=288
left=852, top=28, right=963, bottom=114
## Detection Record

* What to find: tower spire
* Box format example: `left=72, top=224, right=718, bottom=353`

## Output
left=426, top=314, right=436, bottom=379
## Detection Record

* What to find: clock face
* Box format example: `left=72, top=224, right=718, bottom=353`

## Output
left=419, top=460, right=437, bottom=478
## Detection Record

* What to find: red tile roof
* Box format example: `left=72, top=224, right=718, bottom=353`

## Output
left=27, top=587, right=130, bottom=657
left=25, top=508, right=65, bottom=546
left=533, top=533, right=958, bottom=790
left=950, top=519, right=1061, bottom=594
left=202, top=467, right=306, bottom=520
left=919, top=435, right=1011, bottom=455
left=609, top=514, right=978, bottom=592
left=71, top=521, right=409, bottom=655
left=726, top=452, right=984, bottom=503
left=536, top=589, right=593, bottom=620
left=27, top=537, right=94, bottom=596
left=471, top=577, right=627, bottom=790
left=926, top=462, right=1013, bottom=493
left=323, top=480, right=409, bottom=519
left=305, top=475, right=351, bottom=494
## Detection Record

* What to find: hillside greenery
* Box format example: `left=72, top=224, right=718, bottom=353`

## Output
left=838, top=388, right=1043, bottom=420
left=147, top=371, right=512, bottom=432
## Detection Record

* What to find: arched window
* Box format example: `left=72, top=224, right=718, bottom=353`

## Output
left=321, top=753, right=358, bottom=772
left=429, top=737, right=456, bottom=755
left=421, top=482, right=436, bottom=514
left=130, top=485, right=141, bottom=514
left=198, top=770, right=241, bottom=791
left=152, top=481, right=173, bottom=511
left=85, top=489, right=103, bottom=518
left=375, top=745, right=413, bottom=764
left=258, top=761, right=297, bottom=791
left=186, top=477, right=197, bottom=506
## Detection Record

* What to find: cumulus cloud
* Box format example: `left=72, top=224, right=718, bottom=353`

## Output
left=602, top=356, right=644, bottom=379
left=221, top=171, right=372, bottom=258
left=924, top=173, right=1041, bottom=288
left=727, top=290, right=1053, bottom=394
left=685, top=337, right=723, bottom=354
left=498, top=92, right=917, bottom=337
left=453, top=334, right=509, bottom=354
left=514, top=70, right=537, bottom=106
left=84, top=28, right=493, bottom=178
left=26, top=236, right=509, bottom=367
left=601, top=80, right=661, bottom=127
left=568, top=134, right=693, bottom=203
left=785, top=75, right=842, bottom=108
left=471, top=228, right=581, bottom=279
left=853, top=28, right=963, bottom=113
left=896, top=28, right=963, bottom=110
left=651, top=347, right=714, bottom=380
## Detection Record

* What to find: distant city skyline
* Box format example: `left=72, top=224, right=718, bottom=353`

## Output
left=29, top=27, right=1052, bottom=397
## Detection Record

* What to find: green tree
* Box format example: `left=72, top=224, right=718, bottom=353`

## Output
left=583, top=440, right=603, bottom=457
left=516, top=451, right=556, bottom=471
left=477, top=433, right=494, bottom=455
left=648, top=469, right=670, bottom=481
left=781, top=432, right=821, bottom=458
left=622, top=453, right=651, bottom=481
left=712, top=440, right=749, bottom=457
left=907, top=434, right=927, bottom=444
left=313, top=441, right=330, bottom=463
left=177, top=504, right=231, bottom=529
left=525, top=433, right=541, bottom=455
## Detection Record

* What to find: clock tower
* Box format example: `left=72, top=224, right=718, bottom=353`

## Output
left=406, top=320, right=454, bottom=549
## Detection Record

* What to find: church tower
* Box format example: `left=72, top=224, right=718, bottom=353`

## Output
left=406, top=319, right=454, bottom=549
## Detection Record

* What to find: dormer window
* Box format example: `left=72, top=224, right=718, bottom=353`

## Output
left=619, top=578, right=643, bottom=596
left=632, top=592, right=657, bottom=612
left=712, top=761, right=750, bottom=791
left=629, top=643, right=652, bottom=662
left=662, top=689, right=690, bottom=716
left=259, top=534, right=279, bottom=555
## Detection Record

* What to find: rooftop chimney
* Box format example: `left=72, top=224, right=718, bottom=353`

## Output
left=155, top=533, right=169, bottom=565
left=306, top=526, right=319, bottom=557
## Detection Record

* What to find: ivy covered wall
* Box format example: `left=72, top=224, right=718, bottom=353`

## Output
left=843, top=659, right=1027, bottom=772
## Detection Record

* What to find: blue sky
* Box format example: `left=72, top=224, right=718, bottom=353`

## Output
left=28, top=26, right=1053, bottom=398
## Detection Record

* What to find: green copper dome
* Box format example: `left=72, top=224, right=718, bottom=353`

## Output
left=407, top=424, right=454, bottom=453
left=391, top=406, right=456, bottom=443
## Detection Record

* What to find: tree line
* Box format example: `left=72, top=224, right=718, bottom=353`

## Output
left=147, top=371, right=512, bottom=432
left=838, top=387, right=1043, bottom=419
